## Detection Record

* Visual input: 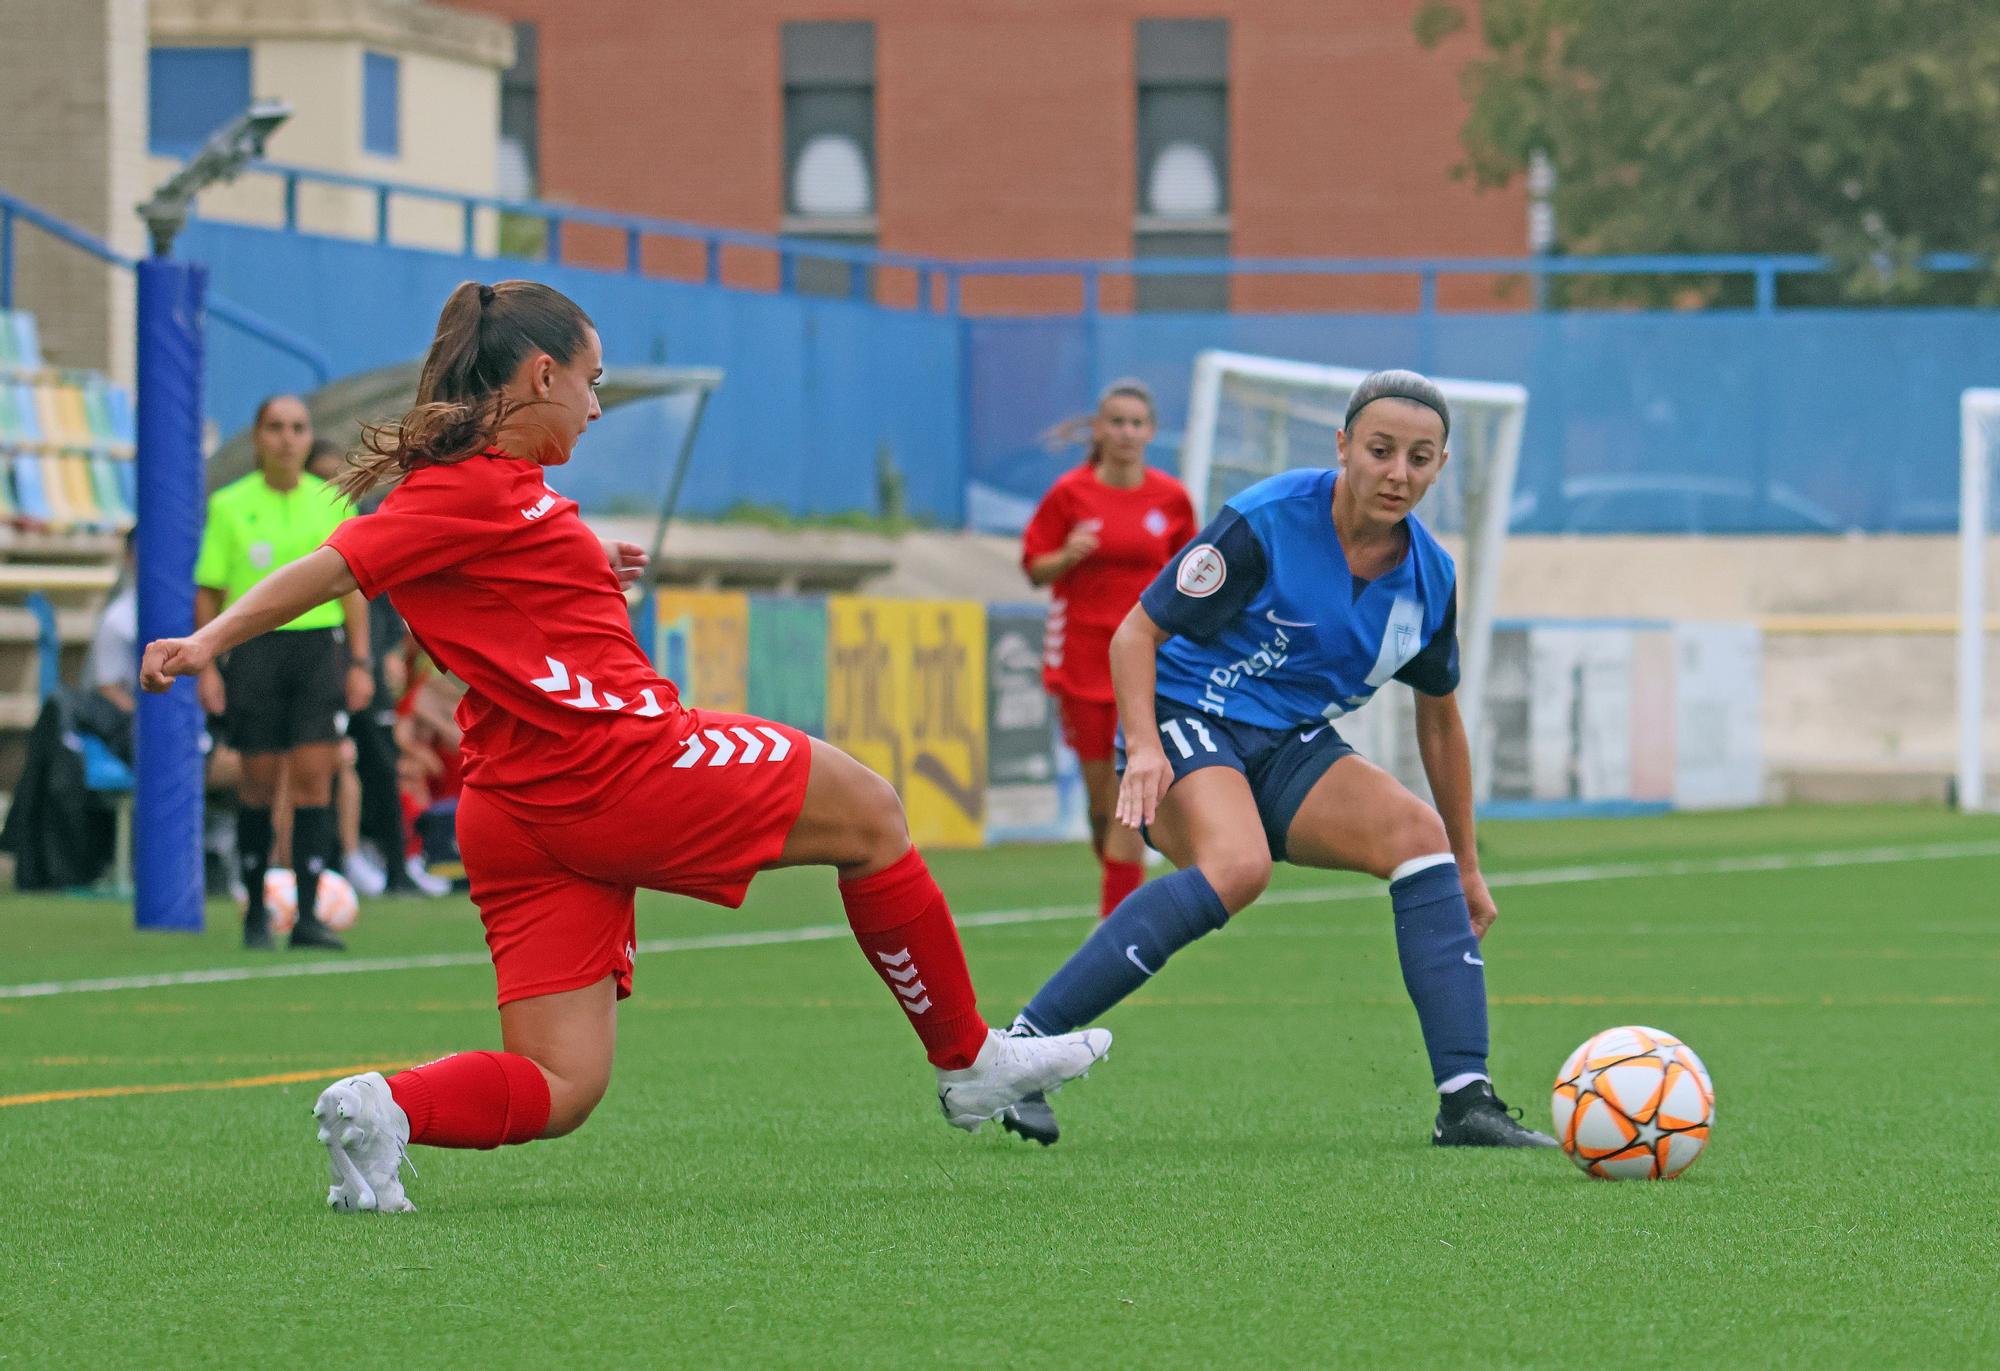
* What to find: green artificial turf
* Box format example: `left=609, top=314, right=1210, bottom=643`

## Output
left=2, top=804, right=1997, bottom=1368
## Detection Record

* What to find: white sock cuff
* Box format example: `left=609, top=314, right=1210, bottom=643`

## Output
left=1436, top=1072, right=1490, bottom=1095
left=1388, top=852, right=1457, bottom=884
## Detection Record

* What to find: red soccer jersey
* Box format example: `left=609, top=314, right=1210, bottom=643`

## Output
left=1020, top=465, right=1196, bottom=701
left=326, top=452, right=687, bottom=821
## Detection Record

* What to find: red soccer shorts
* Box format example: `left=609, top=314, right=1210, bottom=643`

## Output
left=1055, top=692, right=1119, bottom=763
left=456, top=710, right=813, bottom=1006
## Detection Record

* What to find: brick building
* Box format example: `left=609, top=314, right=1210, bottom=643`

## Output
left=444, top=0, right=1523, bottom=312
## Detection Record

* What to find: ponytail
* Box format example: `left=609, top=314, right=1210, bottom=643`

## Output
left=342, top=280, right=593, bottom=499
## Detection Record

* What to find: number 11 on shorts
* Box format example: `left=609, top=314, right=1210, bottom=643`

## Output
left=1160, top=718, right=1217, bottom=759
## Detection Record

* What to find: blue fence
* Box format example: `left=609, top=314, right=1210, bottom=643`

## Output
left=969, top=310, right=2000, bottom=534
left=181, top=221, right=966, bottom=523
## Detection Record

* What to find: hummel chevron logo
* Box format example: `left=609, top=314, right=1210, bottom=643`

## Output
left=528, top=658, right=660, bottom=717
left=672, top=726, right=795, bottom=768
left=875, top=948, right=929, bottom=1012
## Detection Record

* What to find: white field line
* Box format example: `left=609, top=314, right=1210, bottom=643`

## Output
left=3, top=838, right=1998, bottom=1003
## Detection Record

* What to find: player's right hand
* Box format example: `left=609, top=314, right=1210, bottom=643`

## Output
left=1117, top=744, right=1173, bottom=830
left=141, top=637, right=214, bottom=696
left=1061, top=522, right=1101, bottom=566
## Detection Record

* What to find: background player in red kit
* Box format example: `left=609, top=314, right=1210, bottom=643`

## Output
left=1021, top=381, right=1196, bottom=918
left=141, top=280, right=1109, bottom=1213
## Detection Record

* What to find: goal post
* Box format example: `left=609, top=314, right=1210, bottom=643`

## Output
left=1179, top=349, right=1528, bottom=798
left=1960, top=389, right=1998, bottom=812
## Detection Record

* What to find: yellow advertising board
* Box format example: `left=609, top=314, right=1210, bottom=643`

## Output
left=655, top=590, right=749, bottom=713
left=826, top=596, right=987, bottom=847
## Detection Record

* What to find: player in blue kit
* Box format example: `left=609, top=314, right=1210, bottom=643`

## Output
left=1001, top=370, right=1557, bottom=1150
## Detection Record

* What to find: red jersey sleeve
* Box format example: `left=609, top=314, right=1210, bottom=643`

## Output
left=325, top=471, right=515, bottom=599
left=1020, top=476, right=1076, bottom=572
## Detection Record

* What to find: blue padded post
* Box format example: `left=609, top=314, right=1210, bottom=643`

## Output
left=132, top=258, right=207, bottom=932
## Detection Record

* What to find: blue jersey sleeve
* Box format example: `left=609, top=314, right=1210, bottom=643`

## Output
left=1394, top=587, right=1460, bottom=696
left=1138, top=507, right=1268, bottom=644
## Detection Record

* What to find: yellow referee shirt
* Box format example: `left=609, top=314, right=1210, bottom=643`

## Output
left=193, top=472, right=352, bottom=631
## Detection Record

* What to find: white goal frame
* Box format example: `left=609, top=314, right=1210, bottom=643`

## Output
left=1180, top=350, right=1528, bottom=781
left=1960, top=389, right=1997, bottom=812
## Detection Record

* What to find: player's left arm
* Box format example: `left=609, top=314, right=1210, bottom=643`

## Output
left=1413, top=689, right=1495, bottom=938
left=1399, top=588, right=1494, bottom=936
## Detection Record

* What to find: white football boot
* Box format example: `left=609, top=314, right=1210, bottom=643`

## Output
left=936, top=1027, right=1111, bottom=1132
left=313, top=1071, right=416, bottom=1213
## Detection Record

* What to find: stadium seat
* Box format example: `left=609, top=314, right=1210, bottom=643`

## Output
left=79, top=732, right=135, bottom=895
left=9, top=381, right=43, bottom=443
left=0, top=384, right=23, bottom=443
left=0, top=311, right=43, bottom=371
left=57, top=452, right=101, bottom=526
left=11, top=452, right=53, bottom=522
left=89, top=456, right=132, bottom=526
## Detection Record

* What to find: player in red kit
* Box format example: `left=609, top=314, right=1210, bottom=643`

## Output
left=1021, top=380, right=1196, bottom=919
left=141, top=280, right=1109, bottom=1212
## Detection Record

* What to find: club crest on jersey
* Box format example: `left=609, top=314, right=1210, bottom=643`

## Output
left=1395, top=622, right=1416, bottom=654
left=1143, top=508, right=1170, bottom=537
left=1176, top=543, right=1226, bottom=597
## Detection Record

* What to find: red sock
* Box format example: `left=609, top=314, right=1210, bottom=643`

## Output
left=839, top=848, right=989, bottom=1070
left=386, top=1051, right=552, bottom=1149
left=1100, top=858, right=1145, bottom=918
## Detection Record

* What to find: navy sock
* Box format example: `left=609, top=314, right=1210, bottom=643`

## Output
left=236, top=807, right=273, bottom=920
left=1019, top=866, right=1230, bottom=1035
left=293, top=806, right=336, bottom=926
left=1390, top=857, right=1490, bottom=1087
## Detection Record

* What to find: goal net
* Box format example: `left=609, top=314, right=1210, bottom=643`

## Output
left=1178, top=349, right=1528, bottom=801
left=1960, top=389, right=1999, bottom=812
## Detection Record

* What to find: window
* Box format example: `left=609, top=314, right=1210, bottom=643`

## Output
left=498, top=22, right=539, bottom=199
left=148, top=47, right=252, bottom=158
left=1135, top=19, right=1230, bottom=311
left=363, top=51, right=401, bottom=158
left=782, top=21, right=876, bottom=296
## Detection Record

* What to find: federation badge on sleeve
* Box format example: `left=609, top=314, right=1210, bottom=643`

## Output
left=1176, top=543, right=1226, bottom=597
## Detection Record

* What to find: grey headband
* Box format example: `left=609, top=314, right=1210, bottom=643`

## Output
left=1343, top=370, right=1450, bottom=441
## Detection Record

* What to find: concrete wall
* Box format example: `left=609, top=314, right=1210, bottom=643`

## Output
left=865, top=529, right=2000, bottom=800
left=1493, top=536, right=2000, bottom=798
left=0, top=0, right=148, bottom=381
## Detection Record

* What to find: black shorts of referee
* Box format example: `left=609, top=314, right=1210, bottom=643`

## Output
left=220, top=626, right=351, bottom=753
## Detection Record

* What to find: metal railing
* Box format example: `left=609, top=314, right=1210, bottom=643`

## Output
left=242, top=159, right=1988, bottom=317
left=0, top=189, right=334, bottom=383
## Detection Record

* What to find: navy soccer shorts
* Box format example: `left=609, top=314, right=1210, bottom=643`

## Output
left=1115, top=694, right=1357, bottom=861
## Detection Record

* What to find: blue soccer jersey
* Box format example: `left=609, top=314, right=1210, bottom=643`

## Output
left=1139, top=467, right=1459, bottom=730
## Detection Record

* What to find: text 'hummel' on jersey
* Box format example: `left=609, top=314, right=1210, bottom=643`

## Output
left=520, top=493, right=558, bottom=520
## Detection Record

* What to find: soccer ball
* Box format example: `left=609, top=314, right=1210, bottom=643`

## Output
left=261, top=868, right=360, bottom=934
left=1551, top=1025, right=1714, bottom=1180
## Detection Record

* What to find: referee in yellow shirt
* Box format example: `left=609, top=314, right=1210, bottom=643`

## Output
left=196, top=395, right=373, bottom=950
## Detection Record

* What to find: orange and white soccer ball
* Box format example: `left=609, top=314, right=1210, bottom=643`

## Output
left=1552, top=1025, right=1714, bottom=1180
left=261, top=868, right=361, bottom=934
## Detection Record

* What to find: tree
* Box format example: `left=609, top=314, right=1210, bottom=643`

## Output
left=1417, top=0, right=2000, bottom=303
